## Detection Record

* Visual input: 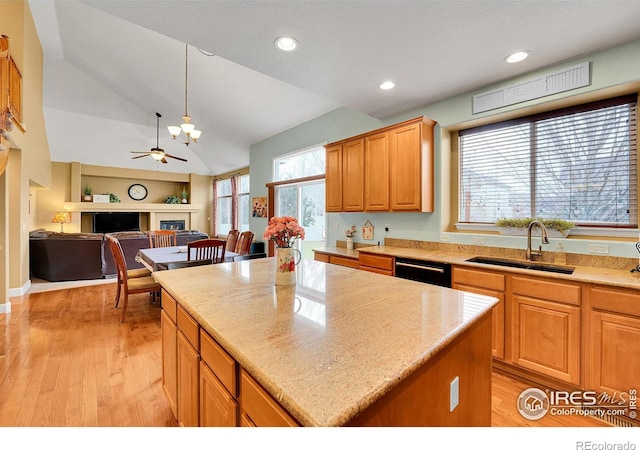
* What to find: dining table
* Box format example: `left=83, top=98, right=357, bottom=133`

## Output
left=135, top=245, right=238, bottom=271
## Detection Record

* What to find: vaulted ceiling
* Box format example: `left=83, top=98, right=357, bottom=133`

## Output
left=29, top=0, right=640, bottom=176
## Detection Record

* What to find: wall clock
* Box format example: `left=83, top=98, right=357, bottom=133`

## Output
left=128, top=183, right=148, bottom=201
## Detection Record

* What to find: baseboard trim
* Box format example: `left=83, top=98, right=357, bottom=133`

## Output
left=0, top=301, right=11, bottom=314
left=9, top=279, right=31, bottom=297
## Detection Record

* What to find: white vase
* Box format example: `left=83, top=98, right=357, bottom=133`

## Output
left=346, top=237, right=354, bottom=250
left=275, top=247, right=301, bottom=285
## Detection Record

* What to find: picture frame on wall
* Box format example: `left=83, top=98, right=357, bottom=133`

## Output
left=252, top=197, right=267, bottom=218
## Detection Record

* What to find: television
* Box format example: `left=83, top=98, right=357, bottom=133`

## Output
left=93, top=212, right=140, bottom=233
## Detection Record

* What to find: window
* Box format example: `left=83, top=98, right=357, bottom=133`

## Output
left=459, top=95, right=638, bottom=227
left=215, top=178, right=232, bottom=235
left=238, top=174, right=250, bottom=232
left=215, top=174, right=250, bottom=235
left=272, top=146, right=326, bottom=259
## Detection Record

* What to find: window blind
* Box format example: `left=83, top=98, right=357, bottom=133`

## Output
left=459, top=95, right=638, bottom=227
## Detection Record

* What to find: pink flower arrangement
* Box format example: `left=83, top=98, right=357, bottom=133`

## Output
left=263, top=216, right=305, bottom=248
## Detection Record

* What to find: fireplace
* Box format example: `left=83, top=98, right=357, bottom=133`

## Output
left=160, top=220, right=185, bottom=230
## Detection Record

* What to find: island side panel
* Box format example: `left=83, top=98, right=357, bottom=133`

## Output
left=347, top=312, right=492, bottom=426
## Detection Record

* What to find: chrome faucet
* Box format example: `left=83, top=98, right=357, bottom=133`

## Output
left=526, top=220, right=550, bottom=261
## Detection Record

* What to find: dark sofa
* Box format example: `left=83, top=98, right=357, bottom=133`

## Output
left=29, top=229, right=209, bottom=282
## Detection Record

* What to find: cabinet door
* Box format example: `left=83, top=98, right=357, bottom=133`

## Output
left=453, top=283, right=505, bottom=360
left=513, top=295, right=580, bottom=384
left=364, top=132, right=389, bottom=211
left=200, top=362, right=238, bottom=427
left=342, top=139, right=364, bottom=211
left=325, top=144, right=343, bottom=212
left=240, top=369, right=299, bottom=427
left=177, top=332, right=200, bottom=427
left=161, top=310, right=178, bottom=419
left=591, top=311, right=640, bottom=395
left=389, top=122, right=428, bottom=211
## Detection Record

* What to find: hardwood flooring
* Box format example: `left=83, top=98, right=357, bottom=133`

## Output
left=1, top=281, right=608, bottom=427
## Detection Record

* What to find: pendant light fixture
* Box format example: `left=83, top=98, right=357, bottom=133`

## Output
left=168, top=44, right=202, bottom=146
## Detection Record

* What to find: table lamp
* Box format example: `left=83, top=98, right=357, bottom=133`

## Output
left=52, top=211, right=71, bottom=232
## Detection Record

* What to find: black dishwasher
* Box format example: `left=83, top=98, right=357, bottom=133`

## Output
left=395, top=257, right=452, bottom=287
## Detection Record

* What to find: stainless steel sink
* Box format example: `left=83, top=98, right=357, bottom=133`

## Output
left=466, top=256, right=575, bottom=274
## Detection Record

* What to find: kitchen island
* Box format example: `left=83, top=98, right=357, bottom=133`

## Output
left=153, top=258, right=498, bottom=426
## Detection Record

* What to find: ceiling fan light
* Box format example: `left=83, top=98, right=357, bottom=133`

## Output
left=181, top=122, right=195, bottom=134
left=167, top=125, right=181, bottom=138
left=191, top=129, right=202, bottom=141
left=151, top=150, right=164, bottom=161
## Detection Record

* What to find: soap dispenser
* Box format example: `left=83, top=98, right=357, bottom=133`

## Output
left=555, top=242, right=567, bottom=265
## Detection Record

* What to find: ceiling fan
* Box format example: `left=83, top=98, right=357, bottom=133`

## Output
left=130, top=112, right=187, bottom=164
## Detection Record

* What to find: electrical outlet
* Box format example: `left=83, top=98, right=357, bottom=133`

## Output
left=472, top=236, right=485, bottom=245
left=440, top=234, right=450, bottom=242
left=450, top=376, right=459, bottom=412
left=589, top=244, right=609, bottom=255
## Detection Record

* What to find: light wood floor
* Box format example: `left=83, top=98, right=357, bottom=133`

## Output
left=0, top=282, right=607, bottom=427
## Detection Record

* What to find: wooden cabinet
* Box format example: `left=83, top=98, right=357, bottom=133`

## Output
left=314, top=251, right=359, bottom=268
left=588, top=286, right=640, bottom=396
left=364, top=132, right=389, bottom=211
left=324, top=116, right=436, bottom=212
left=240, top=369, right=299, bottom=427
left=389, top=120, right=434, bottom=211
left=177, top=305, right=200, bottom=426
left=162, top=290, right=298, bottom=427
left=342, top=139, right=365, bottom=211
left=452, top=267, right=505, bottom=360
left=161, top=309, right=178, bottom=418
left=325, top=144, right=343, bottom=212
left=511, top=276, right=581, bottom=385
left=359, top=252, right=394, bottom=276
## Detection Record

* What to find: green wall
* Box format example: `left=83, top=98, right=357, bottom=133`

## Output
left=250, top=38, right=640, bottom=258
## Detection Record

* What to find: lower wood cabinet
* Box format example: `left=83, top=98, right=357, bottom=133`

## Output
left=588, top=285, right=640, bottom=396
left=200, top=362, right=238, bottom=427
left=452, top=267, right=505, bottom=360
left=359, top=252, right=394, bottom=276
left=313, top=251, right=359, bottom=269
left=511, top=276, right=581, bottom=385
left=240, top=369, right=299, bottom=427
left=160, top=309, right=177, bottom=418
left=162, top=289, right=298, bottom=427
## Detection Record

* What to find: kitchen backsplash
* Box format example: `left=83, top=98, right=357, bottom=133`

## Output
left=336, top=237, right=638, bottom=271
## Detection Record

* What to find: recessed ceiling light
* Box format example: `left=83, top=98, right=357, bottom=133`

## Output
left=275, top=36, right=298, bottom=52
left=505, top=50, right=530, bottom=63
left=380, top=81, right=395, bottom=90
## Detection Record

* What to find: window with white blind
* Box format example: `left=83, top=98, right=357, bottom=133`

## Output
left=459, top=95, right=638, bottom=227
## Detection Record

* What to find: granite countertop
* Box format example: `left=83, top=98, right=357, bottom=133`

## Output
left=315, top=245, right=640, bottom=290
left=153, top=258, right=498, bottom=426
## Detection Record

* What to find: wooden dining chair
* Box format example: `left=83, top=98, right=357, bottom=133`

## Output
left=106, top=235, right=161, bottom=323
left=187, top=238, right=226, bottom=263
left=148, top=229, right=177, bottom=248
left=225, top=229, right=239, bottom=253
left=235, top=231, right=254, bottom=256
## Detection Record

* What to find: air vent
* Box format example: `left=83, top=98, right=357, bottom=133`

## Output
left=473, top=61, right=590, bottom=114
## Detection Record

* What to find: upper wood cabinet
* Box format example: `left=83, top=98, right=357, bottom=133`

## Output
left=325, top=144, right=343, bottom=212
left=364, top=132, right=390, bottom=211
left=325, top=116, right=436, bottom=213
left=342, top=139, right=365, bottom=211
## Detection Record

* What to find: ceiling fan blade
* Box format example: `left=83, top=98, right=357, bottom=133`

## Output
left=132, top=154, right=150, bottom=159
left=164, top=153, right=188, bottom=162
left=161, top=158, right=168, bottom=164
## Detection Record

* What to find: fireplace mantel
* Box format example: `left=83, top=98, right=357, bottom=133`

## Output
left=63, top=202, right=202, bottom=213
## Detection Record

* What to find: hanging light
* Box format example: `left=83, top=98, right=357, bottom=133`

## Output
left=168, top=44, right=202, bottom=146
